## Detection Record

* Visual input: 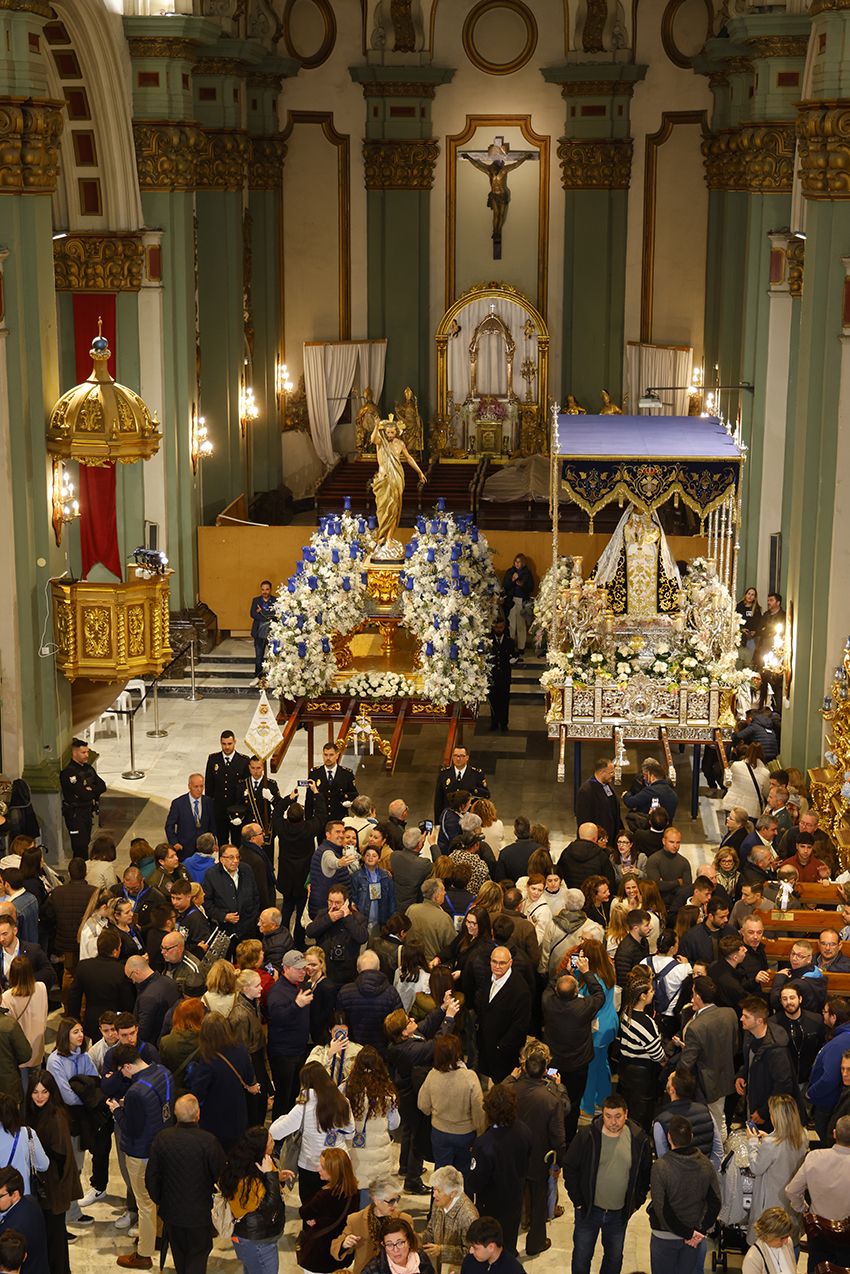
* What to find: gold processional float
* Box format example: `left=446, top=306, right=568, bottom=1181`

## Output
left=47, top=324, right=172, bottom=682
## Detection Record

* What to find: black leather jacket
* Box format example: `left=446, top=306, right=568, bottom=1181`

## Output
left=232, top=1172, right=285, bottom=1242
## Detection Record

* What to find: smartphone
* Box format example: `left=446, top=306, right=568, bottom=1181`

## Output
left=264, top=963, right=275, bottom=976
left=297, top=779, right=309, bottom=788
left=424, top=820, right=433, bottom=832
left=546, top=1067, right=558, bottom=1078
left=650, top=798, right=660, bottom=810
left=570, top=953, right=580, bottom=970
left=332, top=1027, right=348, bottom=1042
left=746, top=1120, right=758, bottom=1133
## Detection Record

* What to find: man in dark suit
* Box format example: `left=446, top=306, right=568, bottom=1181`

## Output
left=66, top=927, right=135, bottom=1039
left=575, top=757, right=622, bottom=845
left=230, top=756, right=279, bottom=846
left=202, top=844, right=260, bottom=942
left=0, top=912, right=57, bottom=991
left=204, top=731, right=250, bottom=844
left=239, top=824, right=277, bottom=912
left=305, top=743, right=357, bottom=821
left=165, top=773, right=217, bottom=859
left=434, top=746, right=489, bottom=822
left=487, top=617, right=515, bottom=732
left=475, top=946, right=531, bottom=1083
left=249, top=579, right=274, bottom=683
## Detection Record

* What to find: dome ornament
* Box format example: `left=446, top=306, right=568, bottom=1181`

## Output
left=46, top=321, right=161, bottom=466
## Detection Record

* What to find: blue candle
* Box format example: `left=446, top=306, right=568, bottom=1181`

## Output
left=332, top=548, right=339, bottom=564
left=417, top=517, right=426, bottom=532
left=425, top=641, right=434, bottom=656
left=358, top=518, right=365, bottom=534
left=342, top=577, right=351, bottom=592
left=297, top=642, right=307, bottom=657
left=321, top=637, right=330, bottom=653
left=433, top=616, right=440, bottom=629
left=308, top=576, right=318, bottom=590
left=471, top=528, right=478, bottom=543
left=430, top=520, right=439, bottom=534
left=437, top=497, right=446, bottom=511
left=295, top=561, right=303, bottom=575
left=450, top=615, right=459, bottom=632
left=296, top=615, right=305, bottom=630
left=437, top=579, right=448, bottom=595
left=452, top=563, right=459, bottom=579
left=287, top=579, right=296, bottom=593
left=461, top=580, right=469, bottom=596
left=405, top=543, right=414, bottom=559
left=344, top=496, right=351, bottom=510
left=368, top=515, right=377, bottom=529
left=361, top=572, right=368, bottom=585
left=449, top=642, right=458, bottom=660
left=405, top=577, right=414, bottom=590
left=440, top=521, right=448, bottom=535
left=316, top=611, right=323, bottom=625
left=451, top=545, right=461, bottom=561
left=348, top=544, right=357, bottom=560
left=427, top=548, right=435, bottom=563
left=271, top=640, right=280, bottom=655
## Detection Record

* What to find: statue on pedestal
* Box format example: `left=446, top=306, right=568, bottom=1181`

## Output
left=371, top=416, right=426, bottom=561
left=394, top=386, right=424, bottom=452
left=594, top=504, right=681, bottom=617
left=599, top=389, right=624, bottom=415
left=355, top=386, right=381, bottom=453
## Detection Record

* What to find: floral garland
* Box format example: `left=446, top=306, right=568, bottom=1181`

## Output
left=339, top=670, right=416, bottom=698
left=531, top=556, right=576, bottom=651
left=399, top=508, right=498, bottom=707
left=264, top=509, right=374, bottom=699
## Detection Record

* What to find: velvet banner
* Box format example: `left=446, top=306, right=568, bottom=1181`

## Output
left=72, top=293, right=123, bottom=580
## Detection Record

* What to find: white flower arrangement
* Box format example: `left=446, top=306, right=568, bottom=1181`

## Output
left=341, top=670, right=416, bottom=698
left=531, top=556, right=576, bottom=650
left=264, top=511, right=375, bottom=699
left=400, top=509, right=498, bottom=707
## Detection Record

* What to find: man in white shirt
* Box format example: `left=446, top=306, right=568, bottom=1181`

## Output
left=786, top=1115, right=850, bottom=1268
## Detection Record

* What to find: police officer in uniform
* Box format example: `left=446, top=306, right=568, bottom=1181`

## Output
left=434, top=745, right=489, bottom=822
left=60, top=738, right=106, bottom=859
left=305, top=742, right=357, bottom=822
left=488, top=615, right=515, bottom=732
left=204, top=729, right=250, bottom=845
left=230, top=755, right=280, bottom=846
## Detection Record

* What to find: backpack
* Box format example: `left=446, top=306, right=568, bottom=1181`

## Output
left=649, top=957, right=680, bottom=1014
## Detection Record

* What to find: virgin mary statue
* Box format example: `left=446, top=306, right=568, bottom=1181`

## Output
left=594, top=504, right=681, bottom=617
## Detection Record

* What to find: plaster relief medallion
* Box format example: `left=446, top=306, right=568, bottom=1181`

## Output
left=661, top=0, right=713, bottom=69
left=462, top=0, right=538, bottom=76
left=283, top=0, right=336, bottom=69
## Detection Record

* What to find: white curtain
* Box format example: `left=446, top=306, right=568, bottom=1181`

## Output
left=303, top=342, right=360, bottom=466
left=447, top=297, right=538, bottom=403
left=625, top=342, right=693, bottom=417
left=356, top=340, right=387, bottom=407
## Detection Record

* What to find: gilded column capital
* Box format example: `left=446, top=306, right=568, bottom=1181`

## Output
left=126, top=36, right=198, bottom=59
left=133, top=120, right=206, bottom=191
left=53, top=233, right=146, bottom=291
left=247, top=135, right=286, bottom=189
left=363, top=138, right=439, bottom=190
left=0, top=98, right=63, bottom=194
left=557, top=137, right=632, bottom=189
left=194, top=129, right=250, bottom=191
left=702, top=121, right=794, bottom=191
left=747, top=35, right=809, bottom=58
left=0, top=0, right=51, bottom=16
left=797, top=102, right=850, bottom=200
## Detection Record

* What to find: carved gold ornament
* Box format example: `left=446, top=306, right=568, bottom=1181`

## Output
left=126, top=36, right=198, bottom=59
left=787, top=236, right=804, bottom=297
left=47, top=323, right=161, bottom=465
left=133, top=122, right=207, bottom=192
left=363, top=138, right=439, bottom=190
left=702, top=122, right=794, bottom=193
left=53, top=234, right=145, bottom=293
left=0, top=99, right=63, bottom=194
left=360, top=81, right=438, bottom=98
left=747, top=35, right=809, bottom=58
left=367, top=569, right=402, bottom=606
left=248, top=136, right=287, bottom=190
left=557, top=138, right=633, bottom=190
left=797, top=103, right=850, bottom=200
left=195, top=130, right=250, bottom=192
left=51, top=571, right=173, bottom=683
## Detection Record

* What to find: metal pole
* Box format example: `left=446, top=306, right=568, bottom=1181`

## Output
left=187, top=639, right=204, bottom=702
left=147, top=681, right=168, bottom=739
left=122, top=712, right=145, bottom=780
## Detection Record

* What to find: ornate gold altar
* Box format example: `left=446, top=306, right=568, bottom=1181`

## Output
left=51, top=568, right=173, bottom=682
left=809, top=643, right=850, bottom=870
left=434, top=281, right=549, bottom=456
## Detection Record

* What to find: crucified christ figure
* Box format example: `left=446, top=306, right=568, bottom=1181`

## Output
left=459, top=136, right=539, bottom=259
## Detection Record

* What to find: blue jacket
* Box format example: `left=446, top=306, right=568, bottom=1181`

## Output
left=807, top=1020, right=850, bottom=1110
left=350, top=866, right=397, bottom=927
left=0, top=1194, right=49, bottom=1274
left=266, top=975, right=312, bottom=1059
left=336, top=970, right=403, bottom=1053
left=182, top=852, right=217, bottom=885
left=165, top=793, right=217, bottom=858
left=733, top=713, right=781, bottom=761
left=623, top=778, right=678, bottom=822
left=46, top=1047, right=98, bottom=1106
left=115, top=1063, right=174, bottom=1159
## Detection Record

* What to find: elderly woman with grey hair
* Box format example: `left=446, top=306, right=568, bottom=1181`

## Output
left=419, top=1166, right=479, bottom=1272
left=330, top=1175, right=413, bottom=1274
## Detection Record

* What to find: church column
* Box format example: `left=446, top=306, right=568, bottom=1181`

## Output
left=126, top=17, right=220, bottom=608
left=349, top=66, right=454, bottom=417
left=247, top=66, right=289, bottom=497
left=0, top=0, right=71, bottom=808
left=780, top=11, right=850, bottom=763
left=542, top=64, right=646, bottom=406
left=723, top=20, right=809, bottom=589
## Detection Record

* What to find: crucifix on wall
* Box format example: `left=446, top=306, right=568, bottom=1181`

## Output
left=459, top=136, right=539, bottom=260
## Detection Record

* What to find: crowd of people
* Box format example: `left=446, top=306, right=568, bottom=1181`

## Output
left=1, top=732, right=850, bottom=1274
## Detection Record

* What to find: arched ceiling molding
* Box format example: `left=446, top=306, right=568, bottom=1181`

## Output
left=41, top=39, right=72, bottom=230
left=52, top=0, right=144, bottom=231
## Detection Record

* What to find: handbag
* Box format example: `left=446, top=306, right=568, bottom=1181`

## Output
left=25, top=1129, right=48, bottom=1207
left=280, top=1102, right=306, bottom=1174
left=211, top=1191, right=234, bottom=1242
left=216, top=1052, right=257, bottom=1092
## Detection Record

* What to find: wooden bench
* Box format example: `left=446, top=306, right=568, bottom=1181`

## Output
left=761, top=910, right=845, bottom=934
left=797, top=882, right=847, bottom=905
left=759, top=966, right=850, bottom=996
left=763, top=937, right=850, bottom=961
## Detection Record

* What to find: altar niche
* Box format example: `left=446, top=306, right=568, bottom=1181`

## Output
left=434, top=281, right=549, bottom=459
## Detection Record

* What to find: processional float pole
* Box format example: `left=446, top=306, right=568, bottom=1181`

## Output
left=549, top=399, right=561, bottom=651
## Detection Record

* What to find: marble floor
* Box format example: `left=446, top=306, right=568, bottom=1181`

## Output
left=70, top=642, right=799, bottom=1272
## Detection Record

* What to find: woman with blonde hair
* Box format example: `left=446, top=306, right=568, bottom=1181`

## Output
left=472, top=881, right=503, bottom=923
left=714, top=844, right=742, bottom=896
left=742, top=1208, right=797, bottom=1274
left=471, top=799, right=504, bottom=855
left=77, top=887, right=112, bottom=962
left=604, top=907, right=631, bottom=960
left=745, top=1093, right=807, bottom=1244
left=579, top=939, right=618, bottom=1116
left=638, top=878, right=666, bottom=953
left=202, top=958, right=239, bottom=1015
left=719, top=809, right=750, bottom=857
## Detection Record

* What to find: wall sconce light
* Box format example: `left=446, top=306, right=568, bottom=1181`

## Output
left=276, top=360, right=293, bottom=424
left=51, top=457, right=80, bottom=546
left=191, top=404, right=213, bottom=473
left=239, top=383, right=259, bottom=437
